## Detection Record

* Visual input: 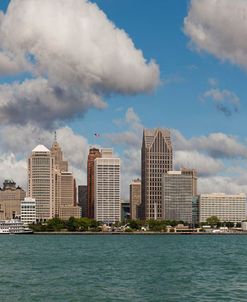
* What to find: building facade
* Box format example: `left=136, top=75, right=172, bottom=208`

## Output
left=163, top=170, right=197, bottom=224
left=28, top=145, right=55, bottom=221
left=78, top=185, right=87, bottom=217
left=94, top=149, right=120, bottom=223
left=21, top=197, right=36, bottom=225
left=87, top=148, right=101, bottom=219
left=199, top=193, right=246, bottom=223
left=0, top=180, right=26, bottom=220
left=141, top=128, right=173, bottom=220
left=130, top=179, right=141, bottom=220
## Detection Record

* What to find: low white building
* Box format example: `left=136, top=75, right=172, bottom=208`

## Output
left=199, top=193, right=246, bottom=223
left=21, top=197, right=36, bottom=225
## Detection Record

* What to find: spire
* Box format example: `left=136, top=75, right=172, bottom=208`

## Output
left=54, top=131, right=57, bottom=143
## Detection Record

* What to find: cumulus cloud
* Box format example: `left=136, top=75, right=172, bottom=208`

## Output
left=0, top=0, right=159, bottom=128
left=184, top=0, right=247, bottom=69
left=202, top=88, right=240, bottom=117
left=172, top=130, right=247, bottom=159
left=174, top=150, right=223, bottom=176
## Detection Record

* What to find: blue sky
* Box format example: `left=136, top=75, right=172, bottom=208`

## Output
left=1, top=0, right=247, bottom=196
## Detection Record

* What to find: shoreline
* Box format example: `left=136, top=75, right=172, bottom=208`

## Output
left=30, top=231, right=247, bottom=235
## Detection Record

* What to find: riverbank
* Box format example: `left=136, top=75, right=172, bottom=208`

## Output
left=31, top=231, right=247, bottom=235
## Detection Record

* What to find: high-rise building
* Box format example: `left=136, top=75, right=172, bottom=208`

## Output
left=58, top=171, right=81, bottom=219
left=21, top=197, right=36, bottom=225
left=78, top=185, right=87, bottom=217
left=50, top=133, right=68, bottom=172
left=94, top=148, right=120, bottom=223
left=28, top=140, right=81, bottom=221
left=87, top=148, right=101, bottom=218
left=28, top=145, right=55, bottom=221
left=0, top=180, right=26, bottom=220
left=130, top=179, right=141, bottom=220
left=163, top=170, right=197, bottom=224
left=199, top=193, right=246, bottom=223
left=141, top=128, right=173, bottom=220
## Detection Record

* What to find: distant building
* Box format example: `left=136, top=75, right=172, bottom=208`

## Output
left=130, top=179, right=141, bottom=220
left=78, top=185, right=87, bottom=217
left=28, top=138, right=81, bottom=221
left=141, top=128, right=173, bottom=220
left=87, top=148, right=101, bottom=218
left=21, top=197, right=36, bottom=225
left=59, top=171, right=81, bottom=219
left=121, top=202, right=130, bottom=221
left=94, top=148, right=120, bottom=223
left=192, top=196, right=200, bottom=226
left=0, top=180, right=26, bottom=220
left=199, top=193, right=246, bottom=223
left=28, top=144, right=54, bottom=221
left=163, top=170, right=197, bottom=224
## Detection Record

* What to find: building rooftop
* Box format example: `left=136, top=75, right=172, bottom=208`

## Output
left=32, top=145, right=50, bottom=153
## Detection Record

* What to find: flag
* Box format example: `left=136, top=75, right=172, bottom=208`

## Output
left=94, top=133, right=100, bottom=137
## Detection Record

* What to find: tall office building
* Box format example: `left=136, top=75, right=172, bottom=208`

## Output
left=94, top=149, right=120, bottom=223
left=28, top=140, right=81, bottom=221
left=87, top=148, right=101, bottom=218
left=78, top=185, right=87, bottom=217
left=163, top=170, right=197, bottom=224
left=199, top=193, right=246, bottom=223
left=141, top=128, right=173, bottom=220
left=50, top=133, right=68, bottom=172
left=0, top=180, right=26, bottom=220
left=130, top=179, right=141, bottom=220
left=28, top=145, right=55, bottom=221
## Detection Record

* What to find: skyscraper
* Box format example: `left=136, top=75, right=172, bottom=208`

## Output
left=50, top=133, right=68, bottom=172
left=141, top=128, right=173, bottom=220
left=87, top=148, right=101, bottom=218
left=94, top=148, right=120, bottom=223
left=78, top=185, right=87, bottom=217
left=130, top=179, right=141, bottom=220
left=28, top=145, right=54, bottom=221
left=163, top=170, right=197, bottom=224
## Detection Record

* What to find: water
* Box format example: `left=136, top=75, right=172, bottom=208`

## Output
left=0, top=234, right=247, bottom=301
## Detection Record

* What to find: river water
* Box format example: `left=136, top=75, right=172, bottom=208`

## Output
left=0, top=234, right=247, bottom=301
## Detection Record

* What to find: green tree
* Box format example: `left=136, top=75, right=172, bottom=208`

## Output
left=206, top=216, right=220, bottom=227
left=66, top=217, right=79, bottom=231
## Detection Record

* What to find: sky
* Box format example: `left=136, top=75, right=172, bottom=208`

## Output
left=1, top=0, right=247, bottom=198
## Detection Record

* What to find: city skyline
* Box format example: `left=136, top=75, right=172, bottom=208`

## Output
left=1, top=1, right=247, bottom=199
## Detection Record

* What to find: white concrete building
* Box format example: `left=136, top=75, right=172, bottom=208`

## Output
left=28, top=145, right=55, bottom=221
left=199, top=193, right=246, bottom=223
left=94, top=149, right=120, bottom=223
left=21, top=197, right=36, bottom=225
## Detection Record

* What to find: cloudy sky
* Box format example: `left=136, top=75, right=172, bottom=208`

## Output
left=1, top=0, right=247, bottom=198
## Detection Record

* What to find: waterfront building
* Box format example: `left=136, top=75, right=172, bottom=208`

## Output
left=59, top=171, right=81, bottom=219
left=78, top=185, right=87, bottom=217
left=94, top=148, right=120, bottom=223
left=199, top=193, right=246, bottom=223
left=50, top=133, right=68, bottom=172
left=21, top=197, right=36, bottom=225
left=28, top=139, right=81, bottom=221
left=121, top=201, right=130, bottom=221
left=0, top=180, right=26, bottom=220
left=87, top=148, right=101, bottom=218
left=129, top=179, right=141, bottom=220
left=28, top=145, right=55, bottom=221
left=141, top=128, right=173, bottom=220
left=163, top=170, right=197, bottom=224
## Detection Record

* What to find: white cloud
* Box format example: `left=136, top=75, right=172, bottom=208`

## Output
left=184, top=0, right=247, bottom=69
left=0, top=0, right=159, bottom=128
left=174, top=150, right=223, bottom=176
left=0, top=154, right=27, bottom=190
left=172, top=130, right=247, bottom=159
